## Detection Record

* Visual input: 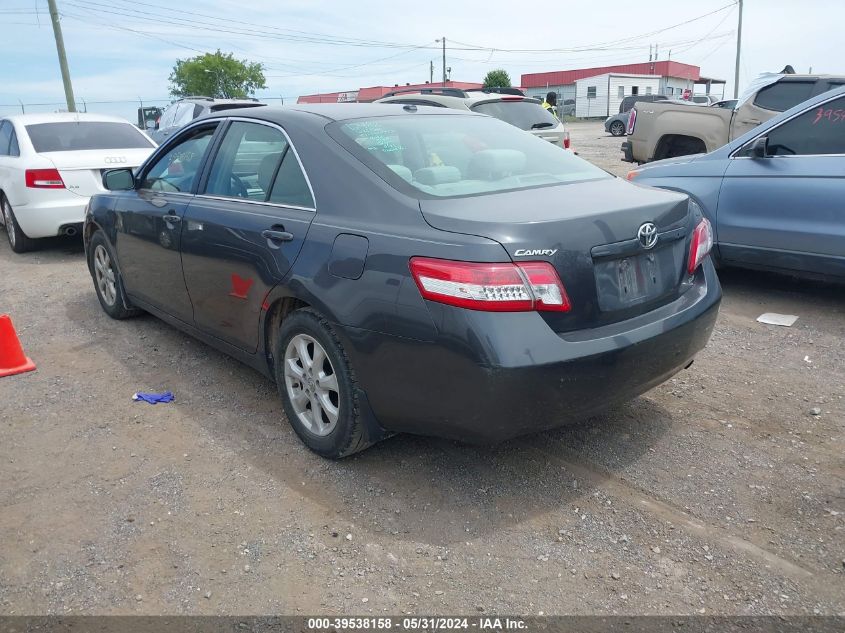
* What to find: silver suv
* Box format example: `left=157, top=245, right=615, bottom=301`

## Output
left=375, top=88, right=571, bottom=150
left=150, top=96, right=265, bottom=144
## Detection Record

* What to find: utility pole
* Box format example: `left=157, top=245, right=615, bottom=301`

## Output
left=733, top=0, right=744, bottom=98
left=649, top=44, right=652, bottom=62
left=47, top=0, right=76, bottom=112
left=430, top=60, right=434, bottom=84
left=442, top=38, right=447, bottom=86
left=654, top=44, right=658, bottom=60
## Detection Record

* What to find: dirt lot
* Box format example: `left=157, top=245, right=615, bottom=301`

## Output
left=1, top=121, right=843, bottom=616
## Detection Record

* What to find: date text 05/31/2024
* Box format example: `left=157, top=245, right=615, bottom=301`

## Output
left=307, top=617, right=529, bottom=630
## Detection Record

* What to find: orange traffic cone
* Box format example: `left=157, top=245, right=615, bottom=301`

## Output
left=0, top=314, right=36, bottom=378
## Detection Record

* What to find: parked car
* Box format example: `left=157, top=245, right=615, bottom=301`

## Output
left=0, top=113, right=156, bottom=253
left=559, top=98, right=576, bottom=117
left=623, top=73, right=845, bottom=163
left=376, top=88, right=571, bottom=150
left=85, top=104, right=720, bottom=458
left=605, top=95, right=669, bottom=137
left=150, top=96, right=265, bottom=144
left=627, top=87, right=845, bottom=281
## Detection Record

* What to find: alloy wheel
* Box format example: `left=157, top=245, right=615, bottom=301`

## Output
left=283, top=333, right=340, bottom=436
left=3, top=201, right=15, bottom=248
left=93, top=244, right=117, bottom=306
left=611, top=121, right=625, bottom=136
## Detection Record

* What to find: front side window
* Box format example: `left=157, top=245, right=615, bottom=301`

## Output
left=330, top=114, right=609, bottom=199
left=763, top=95, right=845, bottom=156
left=140, top=125, right=217, bottom=192
left=25, top=122, right=154, bottom=152
left=205, top=121, right=290, bottom=201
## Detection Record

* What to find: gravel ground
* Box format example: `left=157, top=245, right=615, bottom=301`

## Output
left=0, top=121, right=843, bottom=616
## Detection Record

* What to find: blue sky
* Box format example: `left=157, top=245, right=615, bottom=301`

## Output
left=0, top=0, right=841, bottom=121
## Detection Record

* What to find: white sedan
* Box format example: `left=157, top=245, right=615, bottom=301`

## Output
left=0, top=112, right=156, bottom=253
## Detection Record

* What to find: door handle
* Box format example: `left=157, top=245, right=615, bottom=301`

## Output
left=262, top=229, right=294, bottom=242
left=163, top=214, right=181, bottom=224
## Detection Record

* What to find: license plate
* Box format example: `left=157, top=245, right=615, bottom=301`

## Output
left=594, top=251, right=664, bottom=311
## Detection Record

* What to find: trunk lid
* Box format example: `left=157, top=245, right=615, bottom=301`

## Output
left=42, top=148, right=155, bottom=198
left=419, top=177, right=693, bottom=331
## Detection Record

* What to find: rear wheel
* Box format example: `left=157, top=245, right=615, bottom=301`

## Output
left=2, top=196, right=38, bottom=253
left=88, top=231, right=141, bottom=319
left=609, top=120, right=626, bottom=137
left=275, top=308, right=373, bottom=458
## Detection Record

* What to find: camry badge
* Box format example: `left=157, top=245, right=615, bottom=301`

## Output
left=514, top=248, right=558, bottom=257
left=637, top=222, right=658, bottom=250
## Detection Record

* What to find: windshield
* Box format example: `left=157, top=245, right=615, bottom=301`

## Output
left=470, top=100, right=558, bottom=131
left=25, top=122, right=154, bottom=153
left=330, top=114, right=609, bottom=199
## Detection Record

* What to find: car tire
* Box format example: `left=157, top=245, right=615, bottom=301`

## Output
left=88, top=231, right=141, bottom=319
left=610, top=121, right=626, bottom=137
left=275, top=308, right=372, bottom=459
left=2, top=195, right=38, bottom=253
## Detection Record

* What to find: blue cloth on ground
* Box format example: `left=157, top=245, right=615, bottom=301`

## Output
left=132, top=391, right=175, bottom=404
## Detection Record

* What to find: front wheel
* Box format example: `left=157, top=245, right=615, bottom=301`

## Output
left=275, top=309, right=373, bottom=458
left=2, top=196, right=38, bottom=253
left=88, top=231, right=141, bottom=319
left=610, top=121, right=626, bottom=137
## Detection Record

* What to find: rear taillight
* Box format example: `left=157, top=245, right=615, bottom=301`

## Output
left=409, top=257, right=570, bottom=313
left=563, top=131, right=571, bottom=149
left=26, top=168, right=65, bottom=189
left=687, top=218, right=714, bottom=274
left=627, top=108, right=637, bottom=135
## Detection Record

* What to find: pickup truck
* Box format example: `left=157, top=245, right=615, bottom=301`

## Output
left=622, top=74, right=845, bottom=163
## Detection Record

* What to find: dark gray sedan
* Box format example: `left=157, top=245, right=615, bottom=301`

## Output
left=628, top=87, right=845, bottom=281
left=85, top=104, right=720, bottom=458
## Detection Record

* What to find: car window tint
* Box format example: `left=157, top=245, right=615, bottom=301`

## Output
left=470, top=100, right=557, bottom=131
left=268, top=149, right=314, bottom=208
left=140, top=125, right=217, bottom=193
left=331, top=115, right=609, bottom=199
left=174, top=103, right=196, bottom=127
left=159, top=104, right=177, bottom=130
left=766, top=95, right=845, bottom=156
left=753, top=81, right=814, bottom=112
left=205, top=121, right=288, bottom=201
left=9, top=130, right=19, bottom=157
left=0, top=121, right=10, bottom=156
left=24, top=122, right=154, bottom=152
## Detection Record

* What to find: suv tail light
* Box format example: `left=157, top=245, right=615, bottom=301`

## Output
left=627, top=108, right=637, bottom=135
left=563, top=130, right=571, bottom=149
left=410, top=257, right=570, bottom=313
left=687, top=218, right=714, bottom=274
left=26, top=168, right=65, bottom=189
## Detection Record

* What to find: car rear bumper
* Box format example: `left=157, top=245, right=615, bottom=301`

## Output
left=12, top=197, right=88, bottom=238
left=338, top=261, right=721, bottom=443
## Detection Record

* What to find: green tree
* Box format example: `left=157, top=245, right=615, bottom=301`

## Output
left=482, top=69, right=512, bottom=89
left=169, top=50, right=266, bottom=99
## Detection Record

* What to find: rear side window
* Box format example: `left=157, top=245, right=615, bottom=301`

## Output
left=470, top=100, right=557, bottom=131
left=753, top=81, right=814, bottom=112
left=0, top=121, right=11, bottom=156
left=205, top=121, right=288, bottom=200
left=764, top=95, right=845, bottom=156
left=25, top=122, right=154, bottom=152
left=269, top=151, right=314, bottom=208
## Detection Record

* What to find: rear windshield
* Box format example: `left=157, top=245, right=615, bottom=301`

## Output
left=470, top=100, right=558, bottom=131
left=329, top=114, right=609, bottom=199
left=25, top=122, right=154, bottom=152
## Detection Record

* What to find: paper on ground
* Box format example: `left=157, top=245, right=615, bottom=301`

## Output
left=757, top=313, right=798, bottom=327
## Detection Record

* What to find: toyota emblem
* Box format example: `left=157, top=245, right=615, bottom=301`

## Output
left=637, top=222, right=658, bottom=250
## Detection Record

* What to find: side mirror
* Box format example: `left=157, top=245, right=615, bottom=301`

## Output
left=103, top=168, right=135, bottom=191
left=748, top=136, right=769, bottom=159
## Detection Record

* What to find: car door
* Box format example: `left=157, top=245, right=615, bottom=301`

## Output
left=180, top=119, right=316, bottom=352
left=716, top=92, right=845, bottom=277
left=0, top=121, right=14, bottom=201
left=114, top=122, right=220, bottom=322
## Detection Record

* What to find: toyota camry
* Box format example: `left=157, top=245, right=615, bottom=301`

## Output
left=84, top=104, right=720, bottom=458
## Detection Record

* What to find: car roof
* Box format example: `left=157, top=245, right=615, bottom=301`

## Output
left=199, top=103, right=481, bottom=124
left=2, top=112, right=134, bottom=125
left=377, top=92, right=541, bottom=108
left=175, top=96, right=262, bottom=105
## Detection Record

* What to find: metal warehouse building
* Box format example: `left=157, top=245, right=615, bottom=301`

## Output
left=522, top=61, right=724, bottom=117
